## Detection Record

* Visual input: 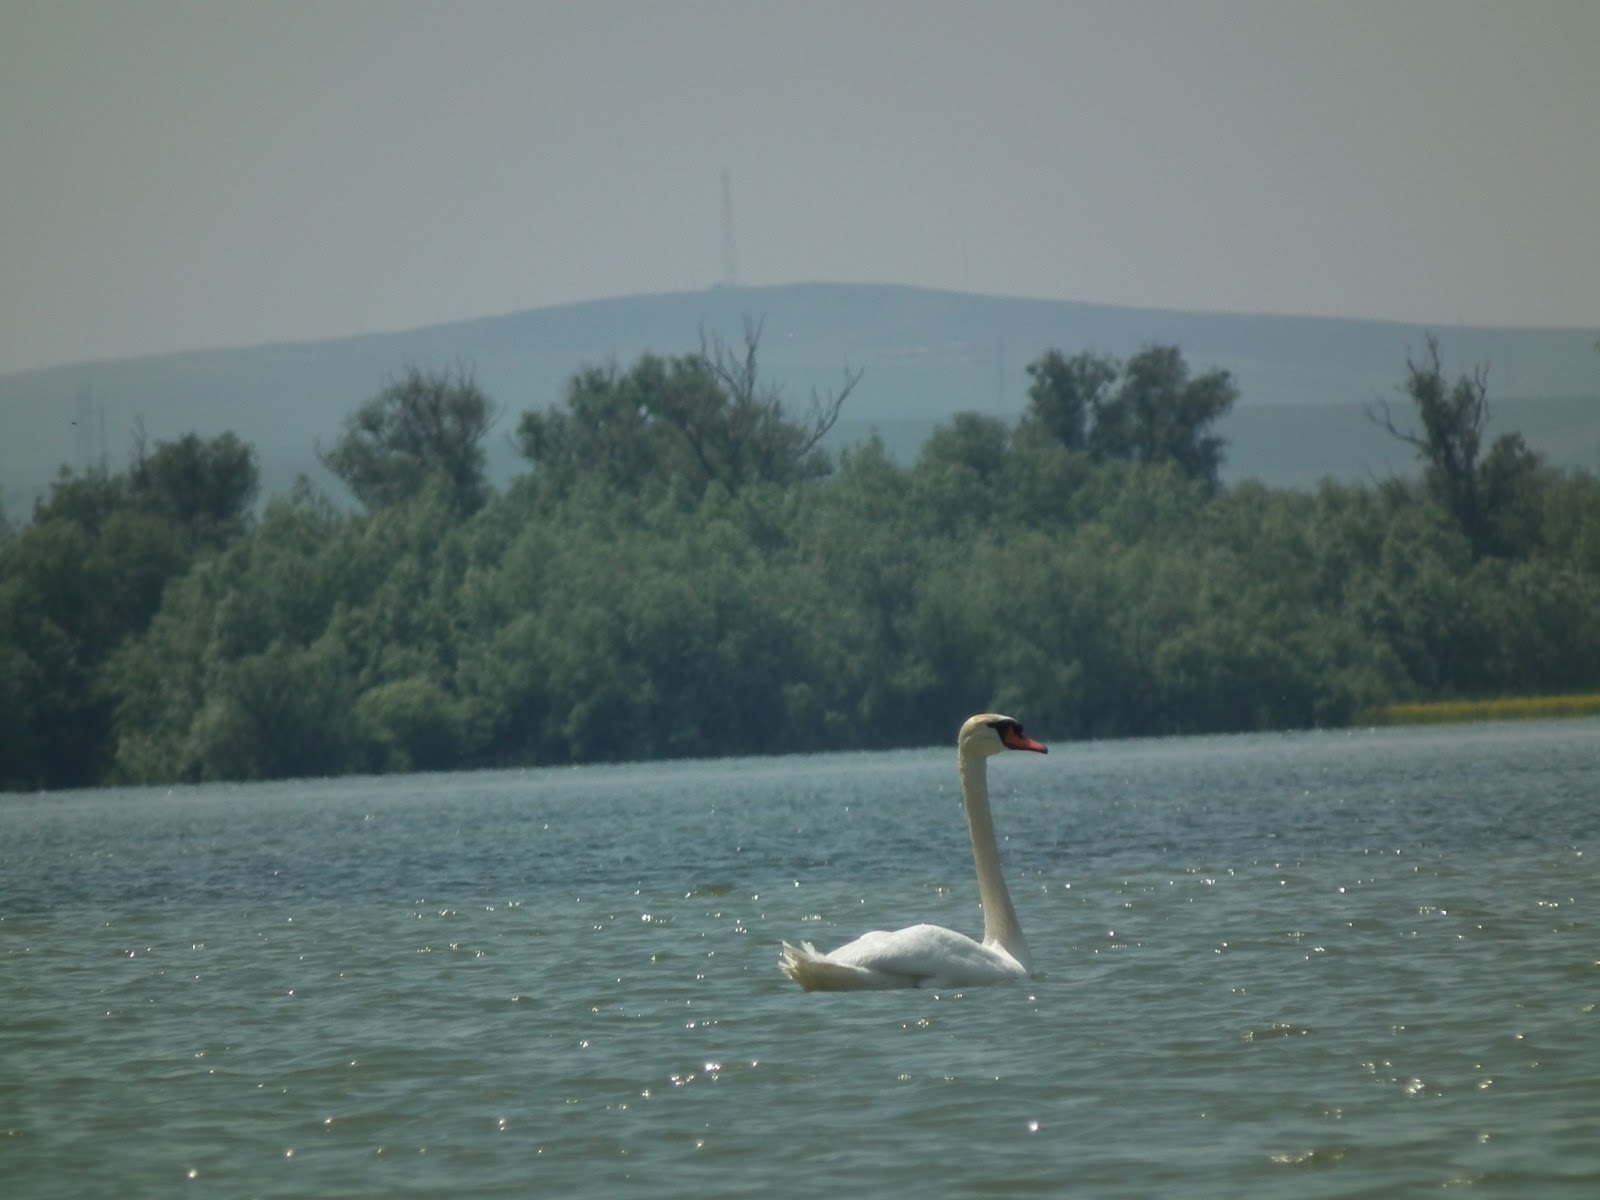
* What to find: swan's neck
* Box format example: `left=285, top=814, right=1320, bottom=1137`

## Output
left=958, top=751, right=1030, bottom=970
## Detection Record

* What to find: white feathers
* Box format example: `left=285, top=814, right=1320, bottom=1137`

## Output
left=779, top=712, right=1046, bottom=992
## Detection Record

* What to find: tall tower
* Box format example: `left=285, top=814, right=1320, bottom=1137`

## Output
left=75, top=381, right=95, bottom=471
left=720, top=169, right=740, bottom=288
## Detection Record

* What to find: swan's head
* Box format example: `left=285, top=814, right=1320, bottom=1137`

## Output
left=960, top=713, right=1048, bottom=758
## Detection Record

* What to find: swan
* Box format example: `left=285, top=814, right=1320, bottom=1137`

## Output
left=778, top=712, right=1047, bottom=991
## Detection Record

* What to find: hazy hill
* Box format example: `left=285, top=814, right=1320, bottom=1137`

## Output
left=3, top=283, right=1596, bottom=513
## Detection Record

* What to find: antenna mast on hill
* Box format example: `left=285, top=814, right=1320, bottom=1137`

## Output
left=720, top=169, right=740, bottom=287
left=74, top=382, right=104, bottom=472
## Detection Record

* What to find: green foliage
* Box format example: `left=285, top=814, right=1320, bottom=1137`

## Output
left=128, top=431, right=259, bottom=545
left=107, top=480, right=471, bottom=782
left=6, top=336, right=1600, bottom=790
left=188, top=633, right=361, bottom=781
left=516, top=322, right=860, bottom=499
left=0, top=432, right=257, bottom=788
left=319, top=365, right=495, bottom=515
left=1022, top=344, right=1237, bottom=489
left=356, top=677, right=468, bottom=773
left=1023, top=349, right=1113, bottom=451
left=1370, top=335, right=1544, bottom=558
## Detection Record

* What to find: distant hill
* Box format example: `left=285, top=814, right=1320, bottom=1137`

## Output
left=3, top=282, right=1596, bottom=513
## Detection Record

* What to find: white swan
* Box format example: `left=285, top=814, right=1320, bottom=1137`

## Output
left=779, top=712, right=1047, bottom=991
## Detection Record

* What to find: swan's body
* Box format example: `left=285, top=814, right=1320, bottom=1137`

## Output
left=779, top=713, right=1047, bottom=991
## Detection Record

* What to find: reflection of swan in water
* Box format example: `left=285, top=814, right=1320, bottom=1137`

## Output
left=779, top=713, right=1047, bottom=991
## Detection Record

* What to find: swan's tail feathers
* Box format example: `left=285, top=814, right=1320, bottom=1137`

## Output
left=779, top=941, right=896, bottom=992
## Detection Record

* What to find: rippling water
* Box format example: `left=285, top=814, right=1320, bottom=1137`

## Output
left=3, top=721, right=1596, bottom=1197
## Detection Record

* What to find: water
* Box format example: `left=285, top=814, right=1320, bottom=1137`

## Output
left=2, top=721, right=1596, bottom=1197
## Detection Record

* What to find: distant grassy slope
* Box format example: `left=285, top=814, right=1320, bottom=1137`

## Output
left=1365, top=695, right=1600, bottom=726
left=4, top=283, right=1596, bottom=511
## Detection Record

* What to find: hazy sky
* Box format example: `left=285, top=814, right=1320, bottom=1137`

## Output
left=3, top=0, right=1598, bottom=376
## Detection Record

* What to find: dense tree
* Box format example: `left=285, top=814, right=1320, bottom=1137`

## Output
left=1022, top=349, right=1115, bottom=452
left=516, top=355, right=701, bottom=494
left=1369, top=335, right=1543, bottom=558
left=128, top=430, right=259, bottom=544
left=1023, top=345, right=1236, bottom=490
left=6, top=335, right=1600, bottom=790
left=517, top=322, right=860, bottom=498
left=1096, top=345, right=1236, bottom=488
left=0, top=431, right=258, bottom=788
left=108, top=478, right=474, bottom=782
left=320, top=364, right=496, bottom=515
left=911, top=413, right=1014, bottom=536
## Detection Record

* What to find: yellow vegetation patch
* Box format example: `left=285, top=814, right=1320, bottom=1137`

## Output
left=1364, top=694, right=1600, bottom=726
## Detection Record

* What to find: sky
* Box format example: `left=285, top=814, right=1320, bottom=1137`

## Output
left=2, top=0, right=1598, bottom=377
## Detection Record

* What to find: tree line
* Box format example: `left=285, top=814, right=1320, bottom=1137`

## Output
left=2, top=327, right=1597, bottom=790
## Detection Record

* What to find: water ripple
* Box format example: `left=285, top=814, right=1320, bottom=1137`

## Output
left=3, top=723, right=1597, bottom=1197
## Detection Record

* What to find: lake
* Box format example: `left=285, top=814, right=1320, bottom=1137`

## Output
left=2, top=720, right=1596, bottom=1197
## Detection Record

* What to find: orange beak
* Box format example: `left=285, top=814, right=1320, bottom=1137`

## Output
left=1001, top=727, right=1047, bottom=754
